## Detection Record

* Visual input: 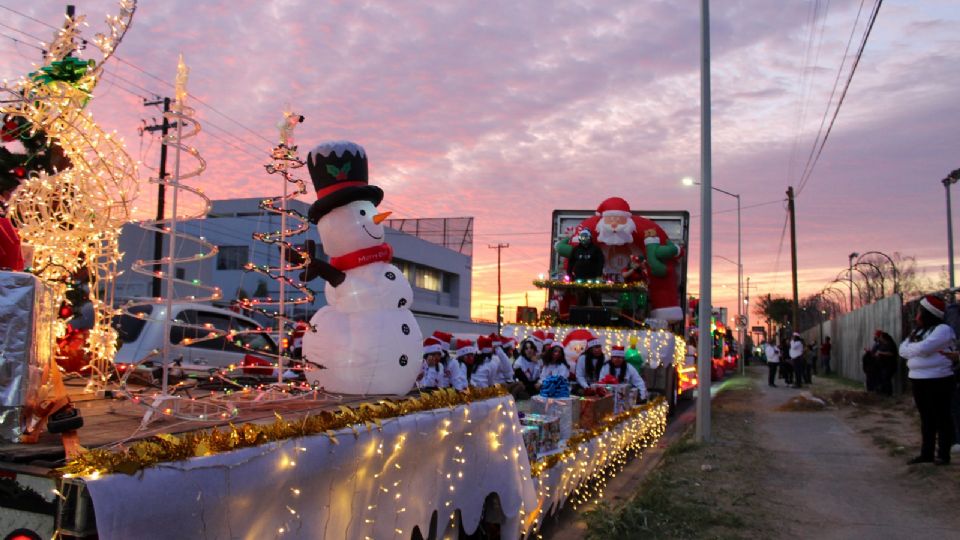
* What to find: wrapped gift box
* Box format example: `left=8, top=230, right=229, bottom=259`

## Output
left=520, top=425, right=539, bottom=464
left=627, top=387, right=639, bottom=408
left=520, top=413, right=560, bottom=454
left=578, top=394, right=614, bottom=430
left=594, top=383, right=633, bottom=415
left=0, top=272, right=57, bottom=442
left=530, top=395, right=580, bottom=440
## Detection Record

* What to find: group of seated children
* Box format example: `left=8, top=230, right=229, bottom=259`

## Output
left=417, top=329, right=648, bottom=401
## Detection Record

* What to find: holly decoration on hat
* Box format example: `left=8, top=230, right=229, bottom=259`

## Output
left=326, top=162, right=351, bottom=181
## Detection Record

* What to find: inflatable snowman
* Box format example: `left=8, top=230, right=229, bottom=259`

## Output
left=300, top=141, right=422, bottom=395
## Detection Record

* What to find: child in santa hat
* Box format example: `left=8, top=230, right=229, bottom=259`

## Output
left=538, top=343, right=570, bottom=388
left=419, top=337, right=466, bottom=391
left=514, top=338, right=543, bottom=397
left=456, top=338, right=497, bottom=389
left=575, top=335, right=606, bottom=390
left=599, top=346, right=649, bottom=401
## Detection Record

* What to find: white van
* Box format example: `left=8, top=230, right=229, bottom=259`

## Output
left=113, top=303, right=279, bottom=373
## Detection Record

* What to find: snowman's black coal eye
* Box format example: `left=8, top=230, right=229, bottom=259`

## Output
left=360, top=210, right=366, bottom=216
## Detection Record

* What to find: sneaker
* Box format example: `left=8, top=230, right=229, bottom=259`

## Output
left=907, top=456, right=934, bottom=465
left=935, top=458, right=951, bottom=466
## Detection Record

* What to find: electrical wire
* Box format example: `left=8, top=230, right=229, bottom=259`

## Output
left=797, top=0, right=883, bottom=195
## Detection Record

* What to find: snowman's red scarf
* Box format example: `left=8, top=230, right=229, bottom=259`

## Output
left=329, top=243, right=393, bottom=271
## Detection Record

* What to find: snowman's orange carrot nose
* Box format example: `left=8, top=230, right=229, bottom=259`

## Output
left=373, top=211, right=392, bottom=224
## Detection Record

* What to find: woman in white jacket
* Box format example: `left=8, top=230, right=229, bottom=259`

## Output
left=598, top=345, right=648, bottom=401
left=899, top=295, right=956, bottom=465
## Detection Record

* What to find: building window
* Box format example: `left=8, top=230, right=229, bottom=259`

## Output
left=416, top=266, right=442, bottom=292
left=217, top=246, right=249, bottom=270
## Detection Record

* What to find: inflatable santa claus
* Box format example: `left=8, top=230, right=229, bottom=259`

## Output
left=557, top=197, right=683, bottom=321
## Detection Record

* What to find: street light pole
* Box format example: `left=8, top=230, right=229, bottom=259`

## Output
left=944, top=170, right=960, bottom=289
left=848, top=252, right=859, bottom=311
left=696, top=0, right=713, bottom=444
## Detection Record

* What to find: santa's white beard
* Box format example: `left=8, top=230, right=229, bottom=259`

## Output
left=597, top=220, right=636, bottom=245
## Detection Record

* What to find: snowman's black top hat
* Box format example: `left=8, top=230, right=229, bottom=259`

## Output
left=306, top=141, right=384, bottom=223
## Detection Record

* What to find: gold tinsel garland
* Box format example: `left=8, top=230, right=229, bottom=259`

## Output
left=60, top=386, right=508, bottom=477
left=532, top=279, right=648, bottom=292
left=529, top=396, right=667, bottom=477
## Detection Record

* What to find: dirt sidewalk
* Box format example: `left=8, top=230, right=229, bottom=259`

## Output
left=583, top=367, right=960, bottom=539
left=755, top=371, right=960, bottom=539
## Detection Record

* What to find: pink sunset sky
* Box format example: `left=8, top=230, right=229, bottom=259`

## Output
left=2, top=1, right=958, bottom=323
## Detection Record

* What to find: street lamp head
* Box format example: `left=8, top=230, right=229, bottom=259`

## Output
left=681, top=176, right=696, bottom=187
left=849, top=252, right=859, bottom=261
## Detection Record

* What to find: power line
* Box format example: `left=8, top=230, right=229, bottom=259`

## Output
left=0, top=4, right=59, bottom=31
left=797, top=0, right=883, bottom=195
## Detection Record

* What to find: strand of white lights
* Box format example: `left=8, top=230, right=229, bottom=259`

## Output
left=237, top=110, right=314, bottom=385
left=123, top=54, right=233, bottom=423
left=1, top=1, right=139, bottom=389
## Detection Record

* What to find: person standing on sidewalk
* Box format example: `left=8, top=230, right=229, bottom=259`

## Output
left=820, top=337, right=832, bottom=375
left=789, top=333, right=806, bottom=388
left=899, top=295, right=956, bottom=466
left=764, top=340, right=781, bottom=387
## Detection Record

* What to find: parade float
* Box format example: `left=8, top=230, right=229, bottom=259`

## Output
left=504, top=198, right=698, bottom=411
left=0, top=5, right=672, bottom=539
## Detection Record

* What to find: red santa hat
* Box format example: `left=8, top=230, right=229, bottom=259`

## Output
left=455, top=338, right=477, bottom=356
left=595, top=197, right=632, bottom=218
left=545, top=332, right=556, bottom=346
left=488, top=333, right=502, bottom=348
left=477, top=335, right=493, bottom=354
left=611, top=345, right=626, bottom=357
left=530, top=329, right=546, bottom=347
left=432, top=331, right=453, bottom=351
left=423, top=337, right=443, bottom=355
left=920, top=294, right=946, bottom=319
left=501, top=336, right=517, bottom=349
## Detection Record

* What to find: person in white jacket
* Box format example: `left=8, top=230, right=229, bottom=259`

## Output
left=513, top=338, right=542, bottom=396
left=575, top=336, right=605, bottom=390
left=599, top=345, right=648, bottom=401
left=418, top=337, right=466, bottom=390
left=538, top=344, right=570, bottom=386
left=764, top=341, right=781, bottom=388
left=900, top=295, right=957, bottom=465
left=460, top=336, right=499, bottom=389
left=788, top=333, right=806, bottom=388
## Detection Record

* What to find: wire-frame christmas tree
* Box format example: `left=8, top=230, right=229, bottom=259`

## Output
left=236, top=111, right=315, bottom=385
left=124, top=55, right=234, bottom=424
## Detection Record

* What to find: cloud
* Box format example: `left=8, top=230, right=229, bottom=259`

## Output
left=1, top=0, right=956, bottom=320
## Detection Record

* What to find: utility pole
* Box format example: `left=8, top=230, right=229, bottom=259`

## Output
left=488, top=243, right=509, bottom=334
left=944, top=169, right=960, bottom=289
left=786, top=186, right=799, bottom=331
left=142, top=97, right=175, bottom=298
left=696, top=0, right=713, bottom=444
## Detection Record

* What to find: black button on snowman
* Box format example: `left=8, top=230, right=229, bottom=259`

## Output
left=299, top=141, right=423, bottom=396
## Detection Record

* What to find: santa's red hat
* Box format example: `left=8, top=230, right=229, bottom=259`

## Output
left=611, top=345, right=626, bottom=357
left=423, top=337, right=443, bottom=355
left=595, top=197, right=632, bottom=218
left=920, top=294, right=946, bottom=319
left=477, top=335, right=493, bottom=354
left=488, top=333, right=502, bottom=348
left=455, top=339, right=477, bottom=356
left=562, top=329, right=596, bottom=348
left=545, top=332, right=556, bottom=346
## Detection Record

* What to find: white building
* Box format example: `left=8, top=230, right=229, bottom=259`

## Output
left=115, top=198, right=482, bottom=333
